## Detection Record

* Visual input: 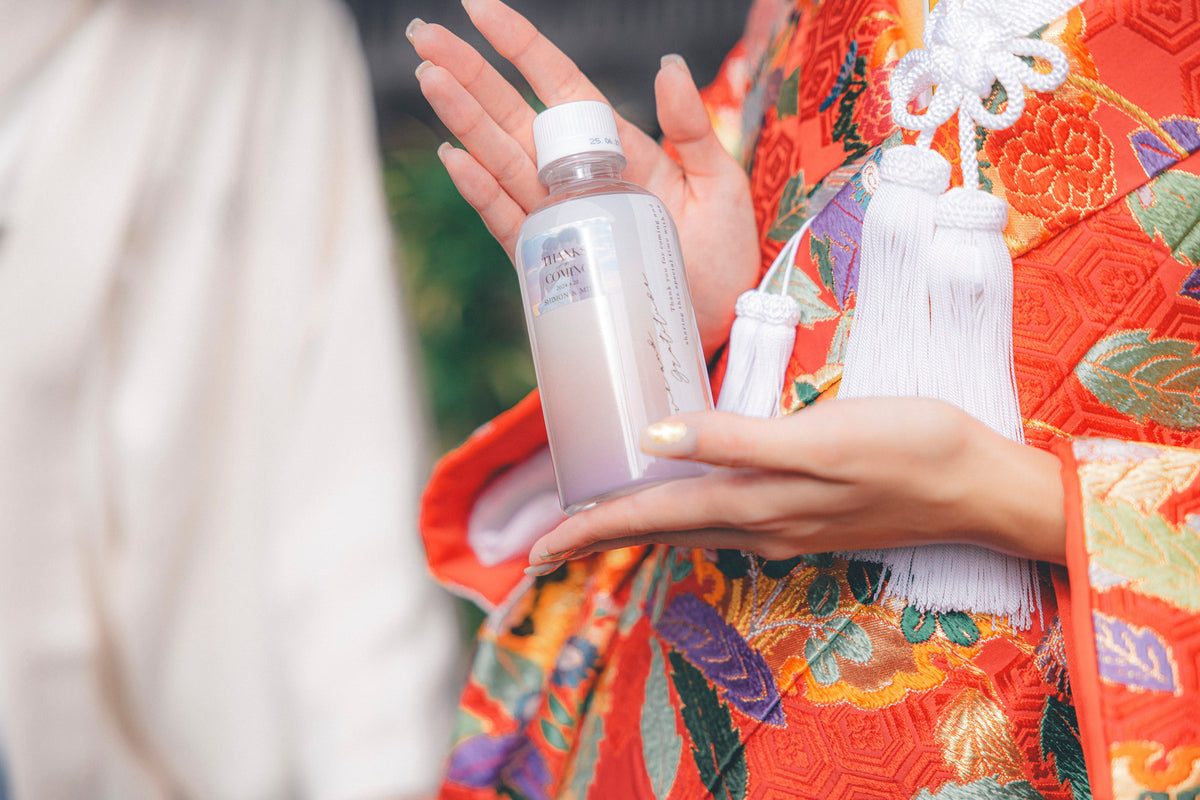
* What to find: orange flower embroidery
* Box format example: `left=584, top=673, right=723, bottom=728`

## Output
left=855, top=63, right=898, bottom=145
left=985, top=95, right=1116, bottom=228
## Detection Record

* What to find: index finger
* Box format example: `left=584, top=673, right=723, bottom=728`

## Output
left=462, top=0, right=663, bottom=172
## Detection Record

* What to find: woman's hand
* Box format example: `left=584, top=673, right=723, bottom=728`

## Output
left=408, top=0, right=759, bottom=356
left=525, top=398, right=1067, bottom=572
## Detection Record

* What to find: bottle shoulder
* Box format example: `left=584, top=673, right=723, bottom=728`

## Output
left=530, top=179, right=655, bottom=215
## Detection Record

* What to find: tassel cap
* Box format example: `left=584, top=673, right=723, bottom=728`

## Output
left=935, top=187, right=1009, bottom=231
left=733, top=291, right=802, bottom=326
left=879, top=144, right=952, bottom=194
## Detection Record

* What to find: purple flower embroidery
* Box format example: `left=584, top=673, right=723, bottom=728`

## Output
left=809, top=180, right=867, bottom=306
left=1093, top=612, right=1178, bottom=694
left=446, top=733, right=553, bottom=799
left=655, top=594, right=784, bottom=725
left=1131, top=118, right=1200, bottom=178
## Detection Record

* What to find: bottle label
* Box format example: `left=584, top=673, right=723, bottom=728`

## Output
left=520, top=217, right=620, bottom=317
left=638, top=199, right=701, bottom=415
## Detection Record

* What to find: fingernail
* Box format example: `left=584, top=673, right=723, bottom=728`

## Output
left=436, top=141, right=454, bottom=161
left=524, top=562, right=563, bottom=578
left=461, top=0, right=478, bottom=13
left=660, top=53, right=690, bottom=75
left=641, top=421, right=697, bottom=456
left=415, top=59, right=433, bottom=80
left=405, top=17, right=426, bottom=42
left=537, top=546, right=579, bottom=563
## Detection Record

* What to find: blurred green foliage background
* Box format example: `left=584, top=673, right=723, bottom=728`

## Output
left=385, top=140, right=536, bottom=456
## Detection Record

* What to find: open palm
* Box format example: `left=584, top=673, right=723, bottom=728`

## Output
left=410, top=0, right=758, bottom=356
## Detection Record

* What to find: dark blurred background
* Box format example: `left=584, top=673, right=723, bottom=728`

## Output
left=347, top=0, right=752, bottom=453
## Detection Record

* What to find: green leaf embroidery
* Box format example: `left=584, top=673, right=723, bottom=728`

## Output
left=540, top=717, right=569, bottom=752
left=668, top=651, right=748, bottom=800
left=829, top=57, right=870, bottom=160
left=1128, top=169, right=1200, bottom=267
left=826, top=618, right=873, bottom=664
left=1040, top=695, right=1092, bottom=800
left=641, top=640, right=683, bottom=799
left=715, top=550, right=750, bottom=579
left=565, top=708, right=604, bottom=799
left=804, top=632, right=842, bottom=685
left=827, top=308, right=853, bottom=366
left=847, top=560, right=885, bottom=604
left=472, top=640, right=543, bottom=710
left=1087, top=498, right=1200, bottom=612
left=777, top=67, right=801, bottom=119
left=792, top=380, right=821, bottom=408
left=760, top=555, right=804, bottom=580
left=902, top=606, right=938, bottom=643
left=783, top=267, right=838, bottom=327
left=1074, top=329, right=1200, bottom=429
left=914, top=777, right=1048, bottom=799
left=810, top=236, right=837, bottom=295
left=767, top=174, right=810, bottom=242
left=802, top=552, right=835, bottom=568
left=938, top=612, right=982, bottom=647
left=807, top=574, right=840, bottom=618
left=548, top=692, right=573, bottom=727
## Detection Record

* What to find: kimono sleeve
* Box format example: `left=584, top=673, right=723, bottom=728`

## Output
left=1053, top=438, right=1200, bottom=800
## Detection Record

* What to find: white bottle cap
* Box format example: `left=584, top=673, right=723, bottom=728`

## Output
left=532, top=100, right=625, bottom=175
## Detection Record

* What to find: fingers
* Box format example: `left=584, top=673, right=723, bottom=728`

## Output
left=415, top=61, right=545, bottom=212
left=461, top=0, right=602, bottom=109
left=410, top=19, right=539, bottom=161
left=436, top=143, right=526, bottom=257
left=640, top=411, right=837, bottom=474
left=458, top=0, right=667, bottom=185
left=526, top=474, right=738, bottom=565
left=655, top=55, right=733, bottom=181
left=524, top=528, right=748, bottom=575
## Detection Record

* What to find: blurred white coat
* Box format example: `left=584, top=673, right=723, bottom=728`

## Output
left=0, top=0, right=458, bottom=797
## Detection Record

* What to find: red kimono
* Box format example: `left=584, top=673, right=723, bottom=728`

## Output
left=421, top=2, right=1200, bottom=798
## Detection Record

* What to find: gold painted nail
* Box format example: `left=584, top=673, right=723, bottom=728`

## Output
left=646, top=421, right=688, bottom=445
left=641, top=420, right=698, bottom=456
left=414, top=59, right=433, bottom=80
left=405, top=17, right=426, bottom=42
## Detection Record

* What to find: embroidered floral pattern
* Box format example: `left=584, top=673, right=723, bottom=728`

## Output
left=422, top=1, right=1200, bottom=798
left=986, top=96, right=1116, bottom=229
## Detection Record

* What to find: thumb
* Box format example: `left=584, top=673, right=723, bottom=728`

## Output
left=655, top=54, right=733, bottom=180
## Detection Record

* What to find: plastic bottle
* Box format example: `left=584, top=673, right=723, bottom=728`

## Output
left=515, top=100, right=713, bottom=514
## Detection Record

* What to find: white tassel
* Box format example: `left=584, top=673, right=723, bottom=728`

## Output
left=897, top=184, right=1038, bottom=626
left=876, top=545, right=1037, bottom=629
left=839, top=143, right=950, bottom=398
left=716, top=291, right=802, bottom=418
left=716, top=220, right=812, bottom=419
left=927, top=186, right=1023, bottom=440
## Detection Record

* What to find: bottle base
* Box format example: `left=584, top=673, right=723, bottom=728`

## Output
left=561, top=466, right=708, bottom=517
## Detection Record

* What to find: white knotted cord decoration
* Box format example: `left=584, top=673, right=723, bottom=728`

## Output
left=715, top=221, right=809, bottom=419
left=837, top=0, right=1077, bottom=628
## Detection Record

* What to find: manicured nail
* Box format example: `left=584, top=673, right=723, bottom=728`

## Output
left=660, top=53, right=690, bottom=75
left=538, top=546, right=580, bottom=563
left=415, top=60, right=433, bottom=80
left=436, top=142, right=454, bottom=161
left=524, top=562, right=562, bottom=577
left=405, top=17, right=426, bottom=42
left=461, top=0, right=478, bottom=13
left=641, top=421, right=698, bottom=456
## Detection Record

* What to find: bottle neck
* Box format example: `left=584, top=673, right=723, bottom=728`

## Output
left=540, top=152, right=627, bottom=194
